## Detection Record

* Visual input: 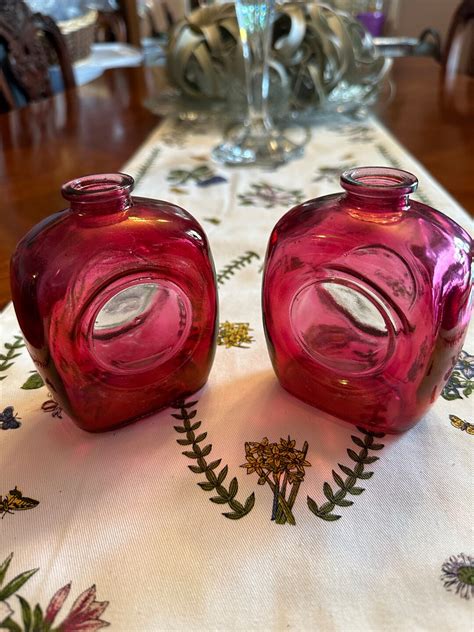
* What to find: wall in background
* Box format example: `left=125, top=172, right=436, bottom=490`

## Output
left=392, top=0, right=458, bottom=42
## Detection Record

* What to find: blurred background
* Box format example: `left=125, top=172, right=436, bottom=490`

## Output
left=0, top=0, right=472, bottom=118
left=8, top=1, right=470, bottom=51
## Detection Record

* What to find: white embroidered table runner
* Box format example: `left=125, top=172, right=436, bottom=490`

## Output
left=1, top=116, right=473, bottom=631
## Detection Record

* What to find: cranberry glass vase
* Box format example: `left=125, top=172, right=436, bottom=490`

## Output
left=262, top=167, right=473, bottom=433
left=10, top=173, right=218, bottom=432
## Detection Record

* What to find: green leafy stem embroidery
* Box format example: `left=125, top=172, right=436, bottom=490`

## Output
left=133, top=146, right=160, bottom=187
left=172, top=400, right=255, bottom=520
left=443, top=372, right=474, bottom=400
left=217, top=251, right=260, bottom=287
left=21, top=372, right=45, bottom=390
left=0, top=554, right=39, bottom=631
left=307, top=427, right=385, bottom=521
left=0, top=336, right=25, bottom=381
left=167, top=165, right=213, bottom=186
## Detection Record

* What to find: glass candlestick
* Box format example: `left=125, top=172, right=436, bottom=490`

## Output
left=212, top=0, right=304, bottom=166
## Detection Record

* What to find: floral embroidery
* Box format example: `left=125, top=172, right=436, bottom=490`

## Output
left=168, top=166, right=207, bottom=185
left=160, top=126, right=188, bottom=148
left=0, top=336, right=24, bottom=381
left=167, top=165, right=227, bottom=188
left=160, top=132, right=186, bottom=147
left=241, top=437, right=310, bottom=525
left=0, top=553, right=110, bottom=630
left=238, top=182, right=304, bottom=208
left=307, top=428, right=385, bottom=521
left=217, top=322, right=254, bottom=348
left=172, top=400, right=255, bottom=520
left=21, top=371, right=45, bottom=390
left=1, top=487, right=39, bottom=519
left=173, top=402, right=387, bottom=525
left=0, top=407, right=21, bottom=430
left=313, top=164, right=353, bottom=183
left=333, top=124, right=375, bottom=143
left=216, top=251, right=260, bottom=287
left=160, top=118, right=208, bottom=147
left=441, top=554, right=474, bottom=599
left=442, top=350, right=474, bottom=401
left=449, top=415, right=474, bottom=435
left=41, top=398, right=63, bottom=419
left=44, top=584, right=109, bottom=631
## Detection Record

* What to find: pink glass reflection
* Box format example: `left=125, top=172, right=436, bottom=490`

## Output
left=10, top=173, right=218, bottom=432
left=263, top=167, right=473, bottom=433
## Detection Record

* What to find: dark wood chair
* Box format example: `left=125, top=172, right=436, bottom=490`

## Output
left=118, top=0, right=141, bottom=47
left=0, top=0, right=75, bottom=112
left=443, top=0, right=474, bottom=78
left=95, top=10, right=128, bottom=43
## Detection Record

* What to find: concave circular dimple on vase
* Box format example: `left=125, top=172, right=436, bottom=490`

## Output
left=290, top=277, right=397, bottom=377
left=84, top=276, right=193, bottom=374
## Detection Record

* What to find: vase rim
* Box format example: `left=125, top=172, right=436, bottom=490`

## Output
left=341, top=166, right=418, bottom=196
left=62, top=173, right=135, bottom=203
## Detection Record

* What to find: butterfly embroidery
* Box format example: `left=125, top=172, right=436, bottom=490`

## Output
left=0, top=406, right=21, bottom=430
left=41, top=399, right=63, bottom=419
left=0, top=487, right=39, bottom=518
left=449, top=414, right=474, bottom=435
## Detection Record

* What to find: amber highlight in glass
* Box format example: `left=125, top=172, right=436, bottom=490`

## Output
left=10, top=173, right=218, bottom=432
left=262, top=166, right=473, bottom=433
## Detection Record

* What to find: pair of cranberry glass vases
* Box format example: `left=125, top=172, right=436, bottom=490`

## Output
left=10, top=168, right=473, bottom=434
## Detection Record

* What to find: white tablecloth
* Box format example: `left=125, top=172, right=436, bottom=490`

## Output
left=1, top=116, right=473, bottom=631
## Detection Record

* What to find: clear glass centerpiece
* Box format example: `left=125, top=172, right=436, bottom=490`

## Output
left=212, top=0, right=305, bottom=166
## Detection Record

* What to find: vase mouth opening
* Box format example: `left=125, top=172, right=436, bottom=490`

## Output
left=341, top=167, right=418, bottom=197
left=62, top=173, right=135, bottom=204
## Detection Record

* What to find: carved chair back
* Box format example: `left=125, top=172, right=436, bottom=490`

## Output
left=0, top=0, right=75, bottom=111
left=444, top=0, right=474, bottom=78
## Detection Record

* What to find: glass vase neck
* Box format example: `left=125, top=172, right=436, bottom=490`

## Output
left=341, top=166, right=418, bottom=213
left=62, top=173, right=134, bottom=216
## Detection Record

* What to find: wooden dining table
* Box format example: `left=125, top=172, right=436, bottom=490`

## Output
left=1, top=55, right=474, bottom=632
left=0, top=57, right=473, bottom=309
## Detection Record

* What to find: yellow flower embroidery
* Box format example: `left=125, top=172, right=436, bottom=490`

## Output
left=217, top=321, right=254, bottom=348
left=241, top=436, right=311, bottom=525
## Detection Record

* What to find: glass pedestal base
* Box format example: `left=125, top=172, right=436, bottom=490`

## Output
left=212, top=123, right=306, bottom=167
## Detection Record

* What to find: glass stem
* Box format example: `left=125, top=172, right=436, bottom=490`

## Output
left=236, top=0, right=275, bottom=134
